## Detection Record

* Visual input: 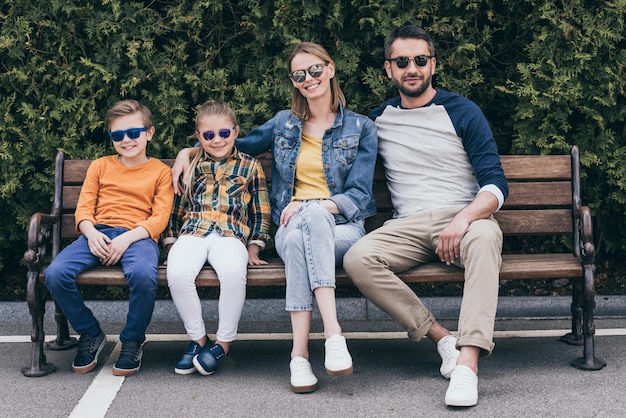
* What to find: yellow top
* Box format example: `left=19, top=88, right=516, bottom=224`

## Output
left=292, top=132, right=331, bottom=200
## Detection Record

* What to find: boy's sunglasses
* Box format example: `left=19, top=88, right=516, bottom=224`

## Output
left=288, top=63, right=328, bottom=83
left=199, top=126, right=236, bottom=141
left=109, top=127, right=148, bottom=142
left=386, top=55, right=434, bottom=69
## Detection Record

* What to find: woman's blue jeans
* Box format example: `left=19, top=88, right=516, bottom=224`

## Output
left=44, top=225, right=159, bottom=344
left=275, top=202, right=365, bottom=311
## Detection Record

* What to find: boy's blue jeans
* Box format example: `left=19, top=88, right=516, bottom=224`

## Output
left=44, top=225, right=159, bottom=344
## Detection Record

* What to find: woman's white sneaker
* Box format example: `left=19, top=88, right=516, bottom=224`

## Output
left=290, top=357, right=318, bottom=393
left=324, top=334, right=353, bottom=376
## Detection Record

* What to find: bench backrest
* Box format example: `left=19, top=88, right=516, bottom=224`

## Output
left=53, top=147, right=581, bottom=257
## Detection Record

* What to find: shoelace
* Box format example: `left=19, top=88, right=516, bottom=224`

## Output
left=448, top=368, right=476, bottom=390
left=326, top=338, right=345, bottom=357
left=120, top=344, right=141, bottom=359
left=77, top=335, right=98, bottom=352
left=292, top=359, right=311, bottom=373
left=439, top=338, right=459, bottom=363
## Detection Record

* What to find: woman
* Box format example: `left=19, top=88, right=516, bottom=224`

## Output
left=172, top=42, right=377, bottom=393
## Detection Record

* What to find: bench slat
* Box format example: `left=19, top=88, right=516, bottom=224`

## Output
left=494, top=210, right=573, bottom=234
left=500, top=155, right=571, bottom=180
left=64, top=253, right=581, bottom=287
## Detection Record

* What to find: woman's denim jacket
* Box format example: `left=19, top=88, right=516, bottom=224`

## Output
left=236, top=103, right=378, bottom=226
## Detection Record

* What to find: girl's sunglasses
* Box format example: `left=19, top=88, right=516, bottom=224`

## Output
left=288, top=63, right=328, bottom=83
left=199, top=126, right=236, bottom=141
left=109, top=127, right=148, bottom=142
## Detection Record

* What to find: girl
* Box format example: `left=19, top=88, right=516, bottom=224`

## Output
left=164, top=101, right=271, bottom=375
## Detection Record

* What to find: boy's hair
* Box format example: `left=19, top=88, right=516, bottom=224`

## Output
left=105, top=99, right=153, bottom=131
left=384, top=25, right=436, bottom=59
left=287, top=42, right=346, bottom=120
left=182, top=100, right=237, bottom=198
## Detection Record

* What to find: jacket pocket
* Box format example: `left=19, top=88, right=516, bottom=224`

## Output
left=332, top=135, right=359, bottom=165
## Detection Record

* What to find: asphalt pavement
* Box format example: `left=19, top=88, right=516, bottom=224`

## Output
left=1, top=296, right=625, bottom=417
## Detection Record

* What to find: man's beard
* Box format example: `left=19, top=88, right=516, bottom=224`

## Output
left=393, top=73, right=431, bottom=98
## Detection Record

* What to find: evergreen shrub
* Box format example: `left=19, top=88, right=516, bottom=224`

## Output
left=1, top=1, right=625, bottom=282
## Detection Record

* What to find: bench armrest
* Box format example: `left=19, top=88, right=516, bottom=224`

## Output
left=578, top=205, right=595, bottom=265
left=23, top=211, right=60, bottom=273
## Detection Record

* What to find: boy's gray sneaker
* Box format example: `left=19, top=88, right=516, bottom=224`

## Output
left=113, top=341, right=144, bottom=376
left=72, top=330, right=106, bottom=373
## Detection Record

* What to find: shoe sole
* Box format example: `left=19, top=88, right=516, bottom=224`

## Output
left=174, top=367, right=198, bottom=375
left=325, top=364, right=353, bottom=377
left=72, top=336, right=106, bottom=374
left=192, top=356, right=216, bottom=376
left=112, top=365, right=140, bottom=377
left=291, top=382, right=319, bottom=393
left=445, top=397, right=478, bottom=407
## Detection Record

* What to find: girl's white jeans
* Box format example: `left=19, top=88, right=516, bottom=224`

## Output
left=166, top=231, right=248, bottom=342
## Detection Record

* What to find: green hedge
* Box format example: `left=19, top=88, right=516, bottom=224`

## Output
left=1, top=0, right=625, bottom=276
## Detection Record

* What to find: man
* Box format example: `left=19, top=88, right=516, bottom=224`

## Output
left=343, top=25, right=508, bottom=407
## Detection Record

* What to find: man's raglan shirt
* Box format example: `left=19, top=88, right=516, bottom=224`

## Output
left=369, top=89, right=508, bottom=218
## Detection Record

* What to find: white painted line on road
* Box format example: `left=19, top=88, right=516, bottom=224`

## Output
left=3, top=328, right=626, bottom=344
left=69, top=338, right=123, bottom=418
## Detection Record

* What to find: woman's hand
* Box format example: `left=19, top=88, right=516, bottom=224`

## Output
left=280, top=201, right=305, bottom=226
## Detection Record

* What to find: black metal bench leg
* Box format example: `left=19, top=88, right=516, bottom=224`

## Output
left=561, top=279, right=583, bottom=346
left=47, top=301, right=79, bottom=351
left=570, top=264, right=606, bottom=370
left=22, top=271, right=56, bottom=377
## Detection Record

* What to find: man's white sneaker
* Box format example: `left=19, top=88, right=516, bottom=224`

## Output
left=290, top=357, right=318, bottom=393
left=445, top=365, right=478, bottom=407
left=324, top=334, right=353, bottom=377
left=437, top=335, right=460, bottom=379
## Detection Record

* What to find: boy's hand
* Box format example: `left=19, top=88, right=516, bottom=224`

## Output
left=101, top=234, right=133, bottom=266
left=247, top=244, right=267, bottom=266
left=84, top=230, right=113, bottom=261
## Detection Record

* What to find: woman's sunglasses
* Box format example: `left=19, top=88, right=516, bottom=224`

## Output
left=109, top=127, right=148, bottom=142
left=288, top=63, right=328, bottom=83
left=199, top=126, right=236, bottom=141
left=386, top=55, right=434, bottom=69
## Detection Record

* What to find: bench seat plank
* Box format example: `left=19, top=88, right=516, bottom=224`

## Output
left=62, top=253, right=582, bottom=286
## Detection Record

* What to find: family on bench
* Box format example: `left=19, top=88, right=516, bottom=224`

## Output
left=24, top=25, right=605, bottom=409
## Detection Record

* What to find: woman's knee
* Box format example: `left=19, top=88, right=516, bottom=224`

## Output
left=301, top=202, right=334, bottom=227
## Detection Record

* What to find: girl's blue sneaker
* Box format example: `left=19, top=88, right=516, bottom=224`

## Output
left=192, top=343, right=226, bottom=375
left=175, top=340, right=204, bottom=375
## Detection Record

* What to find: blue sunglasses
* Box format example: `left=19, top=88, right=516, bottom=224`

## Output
left=109, top=127, right=148, bottom=142
left=199, top=126, right=236, bottom=141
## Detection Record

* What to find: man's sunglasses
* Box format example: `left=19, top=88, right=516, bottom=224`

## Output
left=387, top=55, right=434, bottom=69
left=199, top=126, right=236, bottom=141
left=288, top=63, right=328, bottom=83
left=109, top=127, right=148, bottom=142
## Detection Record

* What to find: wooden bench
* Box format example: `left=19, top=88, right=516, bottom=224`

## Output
left=22, top=146, right=606, bottom=376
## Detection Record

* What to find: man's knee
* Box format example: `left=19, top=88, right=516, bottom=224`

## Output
left=343, top=240, right=373, bottom=286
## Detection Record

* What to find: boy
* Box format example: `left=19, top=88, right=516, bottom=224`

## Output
left=44, top=99, right=174, bottom=376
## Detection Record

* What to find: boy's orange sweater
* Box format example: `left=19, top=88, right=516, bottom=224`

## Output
left=74, top=155, right=174, bottom=242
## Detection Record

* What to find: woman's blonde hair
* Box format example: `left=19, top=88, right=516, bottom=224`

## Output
left=182, top=101, right=237, bottom=198
left=287, top=42, right=346, bottom=119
